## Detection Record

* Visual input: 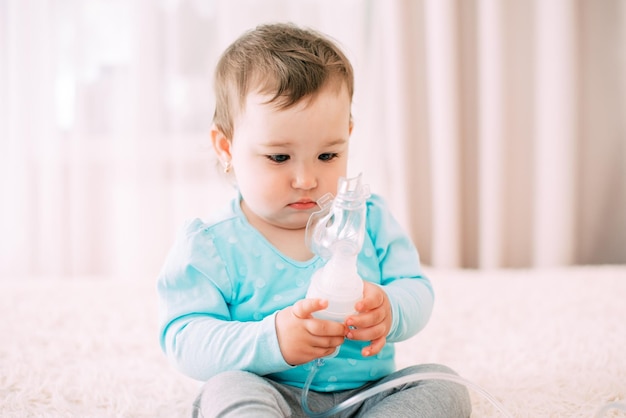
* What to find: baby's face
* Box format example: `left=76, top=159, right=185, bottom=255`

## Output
left=230, top=83, right=352, bottom=233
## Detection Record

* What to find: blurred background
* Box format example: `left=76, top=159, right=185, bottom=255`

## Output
left=1, top=0, right=624, bottom=280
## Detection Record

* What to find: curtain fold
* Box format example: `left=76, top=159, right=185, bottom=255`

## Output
left=531, top=0, right=578, bottom=267
left=374, top=0, right=626, bottom=268
left=0, top=0, right=624, bottom=279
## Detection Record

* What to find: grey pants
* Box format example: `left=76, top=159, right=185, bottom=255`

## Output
left=192, top=363, right=472, bottom=418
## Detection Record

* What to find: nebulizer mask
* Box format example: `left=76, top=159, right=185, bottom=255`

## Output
left=305, top=173, right=370, bottom=325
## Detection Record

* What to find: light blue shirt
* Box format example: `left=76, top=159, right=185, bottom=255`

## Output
left=157, top=194, right=433, bottom=391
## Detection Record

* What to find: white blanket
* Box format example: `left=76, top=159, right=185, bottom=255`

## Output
left=1, top=266, right=624, bottom=417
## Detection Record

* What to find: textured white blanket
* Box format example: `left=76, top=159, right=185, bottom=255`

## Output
left=1, top=266, right=624, bottom=417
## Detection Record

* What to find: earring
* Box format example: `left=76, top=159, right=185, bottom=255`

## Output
left=223, top=160, right=232, bottom=174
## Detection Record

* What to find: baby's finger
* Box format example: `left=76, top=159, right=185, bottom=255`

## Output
left=356, top=283, right=385, bottom=312
left=346, top=321, right=386, bottom=342
left=345, top=308, right=385, bottom=330
left=311, top=334, right=346, bottom=350
left=292, top=298, right=328, bottom=319
left=361, top=336, right=387, bottom=357
left=309, top=318, right=347, bottom=338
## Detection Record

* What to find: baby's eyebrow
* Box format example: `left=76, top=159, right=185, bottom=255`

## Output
left=259, top=140, right=293, bottom=148
left=324, top=138, right=348, bottom=147
left=260, top=138, right=347, bottom=148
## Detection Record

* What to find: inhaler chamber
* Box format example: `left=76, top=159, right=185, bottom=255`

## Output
left=305, top=174, right=371, bottom=325
left=306, top=174, right=371, bottom=260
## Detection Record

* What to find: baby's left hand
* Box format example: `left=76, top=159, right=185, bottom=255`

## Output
left=344, top=281, right=392, bottom=357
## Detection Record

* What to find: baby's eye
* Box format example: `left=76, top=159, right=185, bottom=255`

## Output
left=266, top=154, right=290, bottom=163
left=318, top=153, right=338, bottom=162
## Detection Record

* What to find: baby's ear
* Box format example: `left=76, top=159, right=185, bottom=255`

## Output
left=211, top=124, right=232, bottom=162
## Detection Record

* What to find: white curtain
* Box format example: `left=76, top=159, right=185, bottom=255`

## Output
left=374, top=0, right=626, bottom=268
left=1, top=0, right=624, bottom=280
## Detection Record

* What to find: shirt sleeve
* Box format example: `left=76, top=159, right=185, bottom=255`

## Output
left=365, top=195, right=434, bottom=342
left=157, top=219, right=292, bottom=382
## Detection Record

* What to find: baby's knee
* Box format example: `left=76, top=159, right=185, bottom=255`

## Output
left=198, top=370, right=270, bottom=401
left=401, top=364, right=472, bottom=417
left=404, top=363, right=460, bottom=376
left=194, top=371, right=290, bottom=418
left=203, top=370, right=257, bottom=390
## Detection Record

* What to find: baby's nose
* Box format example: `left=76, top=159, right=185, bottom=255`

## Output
left=292, top=165, right=317, bottom=190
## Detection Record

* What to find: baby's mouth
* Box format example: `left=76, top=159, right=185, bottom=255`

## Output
left=288, top=200, right=317, bottom=210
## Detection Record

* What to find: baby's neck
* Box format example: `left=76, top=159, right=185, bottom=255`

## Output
left=240, top=202, right=314, bottom=261
left=257, top=225, right=313, bottom=261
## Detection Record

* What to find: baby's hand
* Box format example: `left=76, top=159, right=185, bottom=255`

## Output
left=275, top=299, right=347, bottom=366
left=345, top=281, right=392, bottom=357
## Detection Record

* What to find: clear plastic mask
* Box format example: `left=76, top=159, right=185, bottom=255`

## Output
left=306, top=173, right=371, bottom=260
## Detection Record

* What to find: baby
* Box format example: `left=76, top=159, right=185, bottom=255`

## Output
left=157, top=22, right=471, bottom=417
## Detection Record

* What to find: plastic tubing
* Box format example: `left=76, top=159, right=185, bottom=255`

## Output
left=301, top=359, right=514, bottom=418
left=594, top=401, right=626, bottom=418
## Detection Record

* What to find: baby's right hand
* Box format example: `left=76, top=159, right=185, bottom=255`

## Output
left=275, top=299, right=347, bottom=366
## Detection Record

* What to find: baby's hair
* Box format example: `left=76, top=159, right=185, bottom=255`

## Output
left=213, top=22, right=354, bottom=139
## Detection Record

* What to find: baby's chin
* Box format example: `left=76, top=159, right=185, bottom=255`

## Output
left=273, top=220, right=308, bottom=231
left=268, top=214, right=311, bottom=231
